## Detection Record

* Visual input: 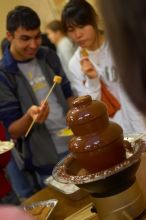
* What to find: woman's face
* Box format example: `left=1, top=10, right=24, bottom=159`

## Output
left=67, top=24, right=98, bottom=50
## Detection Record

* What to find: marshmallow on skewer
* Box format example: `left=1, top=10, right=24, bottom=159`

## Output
left=53, top=75, right=62, bottom=84
left=80, top=48, right=89, bottom=57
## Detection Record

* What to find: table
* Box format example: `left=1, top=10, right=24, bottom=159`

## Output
left=23, top=184, right=94, bottom=219
left=23, top=153, right=146, bottom=219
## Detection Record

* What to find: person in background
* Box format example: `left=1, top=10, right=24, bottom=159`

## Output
left=0, top=6, right=74, bottom=187
left=46, top=20, right=76, bottom=85
left=61, top=0, right=146, bottom=134
left=98, top=0, right=146, bottom=116
left=41, top=33, right=56, bottom=51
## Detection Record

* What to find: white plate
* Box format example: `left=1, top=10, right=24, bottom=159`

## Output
left=44, top=176, right=88, bottom=200
left=57, top=127, right=73, bottom=137
left=44, top=176, right=79, bottom=194
left=0, top=140, right=14, bottom=154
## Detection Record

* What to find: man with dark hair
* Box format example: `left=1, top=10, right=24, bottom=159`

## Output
left=0, top=6, right=74, bottom=186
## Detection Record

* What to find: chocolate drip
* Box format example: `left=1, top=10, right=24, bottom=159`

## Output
left=66, top=95, right=126, bottom=173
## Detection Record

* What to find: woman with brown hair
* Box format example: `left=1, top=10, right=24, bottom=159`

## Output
left=61, top=0, right=146, bottom=133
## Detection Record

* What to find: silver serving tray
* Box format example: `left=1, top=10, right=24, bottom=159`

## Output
left=52, top=134, right=146, bottom=185
left=23, top=199, right=58, bottom=220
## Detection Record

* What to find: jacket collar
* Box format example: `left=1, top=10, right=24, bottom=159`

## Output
left=2, top=45, right=45, bottom=73
left=2, top=45, right=18, bottom=73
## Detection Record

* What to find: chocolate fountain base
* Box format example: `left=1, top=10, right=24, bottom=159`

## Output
left=92, top=181, right=145, bottom=220
left=53, top=136, right=146, bottom=219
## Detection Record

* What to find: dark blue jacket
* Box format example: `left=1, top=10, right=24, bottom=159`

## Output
left=0, top=46, right=73, bottom=174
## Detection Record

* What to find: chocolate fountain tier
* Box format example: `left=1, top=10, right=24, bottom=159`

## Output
left=66, top=95, right=126, bottom=173
left=69, top=122, right=125, bottom=173
left=66, top=95, right=109, bottom=136
left=53, top=138, right=146, bottom=196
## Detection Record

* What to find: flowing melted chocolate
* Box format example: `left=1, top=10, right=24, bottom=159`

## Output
left=66, top=95, right=126, bottom=173
left=53, top=139, right=146, bottom=185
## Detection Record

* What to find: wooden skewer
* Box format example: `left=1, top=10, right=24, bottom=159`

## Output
left=43, top=82, right=56, bottom=104
left=25, top=75, right=62, bottom=138
left=25, top=83, right=56, bottom=137
left=25, top=117, right=37, bottom=138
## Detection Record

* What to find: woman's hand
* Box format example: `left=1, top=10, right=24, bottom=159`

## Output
left=27, top=101, right=49, bottom=123
left=80, top=57, right=98, bottom=79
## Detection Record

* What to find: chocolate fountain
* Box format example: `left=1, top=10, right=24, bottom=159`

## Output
left=53, top=95, right=146, bottom=219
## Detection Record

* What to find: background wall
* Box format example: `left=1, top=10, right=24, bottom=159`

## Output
left=0, top=0, right=103, bottom=56
left=0, top=0, right=53, bottom=40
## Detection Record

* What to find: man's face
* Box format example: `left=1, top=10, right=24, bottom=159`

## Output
left=7, top=27, right=42, bottom=61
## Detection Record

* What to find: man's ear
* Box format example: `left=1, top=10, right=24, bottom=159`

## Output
left=6, top=31, right=13, bottom=42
